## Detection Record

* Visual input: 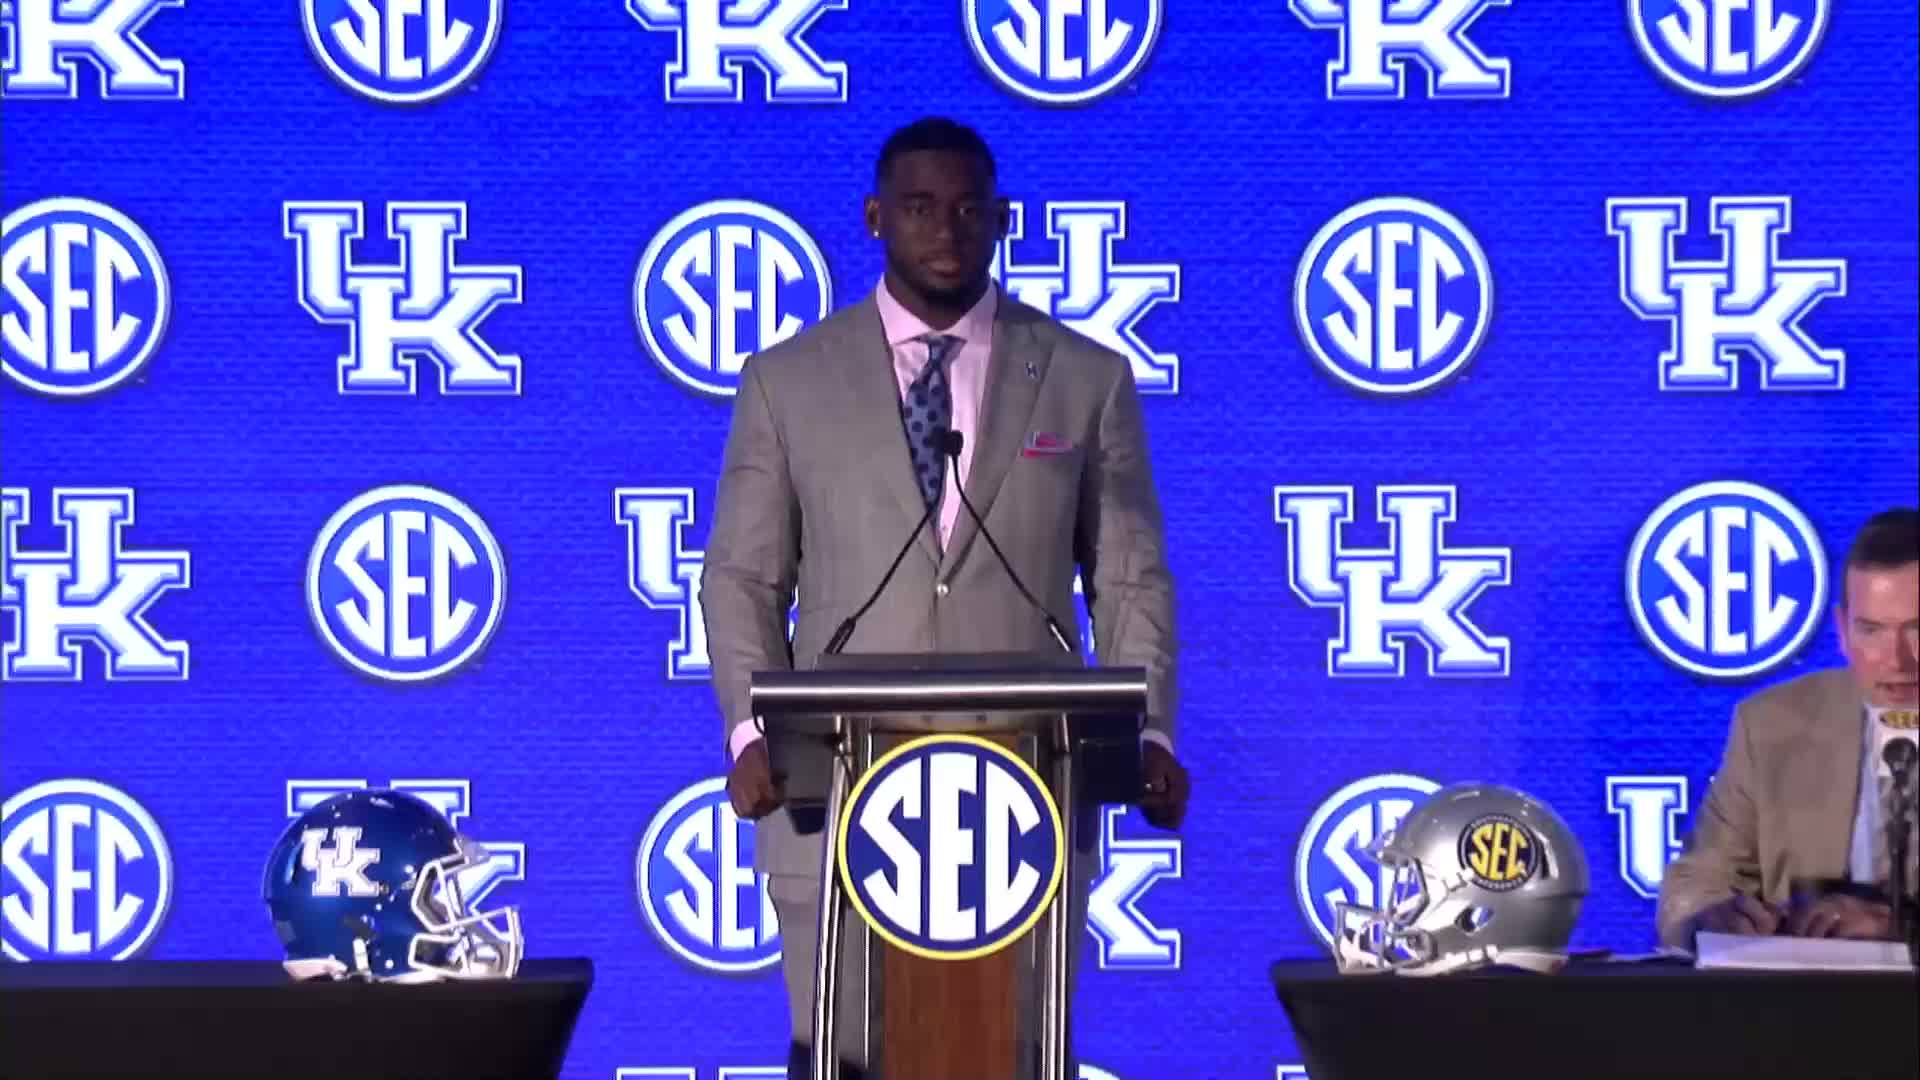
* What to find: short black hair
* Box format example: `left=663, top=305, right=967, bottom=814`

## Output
left=874, top=116, right=996, bottom=189
left=1843, top=507, right=1920, bottom=596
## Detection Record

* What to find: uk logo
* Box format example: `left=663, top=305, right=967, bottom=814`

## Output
left=284, top=201, right=523, bottom=395
left=1290, top=0, right=1510, bottom=100
left=1087, top=805, right=1181, bottom=971
left=1294, top=197, right=1490, bottom=396
left=1295, top=773, right=1440, bottom=947
left=634, top=200, right=831, bottom=398
left=1629, top=0, right=1827, bottom=99
left=626, top=0, right=847, bottom=103
left=1, top=488, right=190, bottom=681
left=839, top=735, right=1065, bottom=959
left=0, top=0, right=184, bottom=99
left=636, top=777, right=779, bottom=974
left=1607, top=196, right=1845, bottom=391
left=1607, top=775, right=1687, bottom=899
left=964, top=0, right=1163, bottom=105
left=1275, top=485, right=1511, bottom=677
left=3, top=198, right=170, bottom=397
left=287, top=780, right=525, bottom=907
left=306, top=484, right=506, bottom=682
left=616, top=487, right=711, bottom=679
left=2, top=779, right=172, bottom=961
left=301, top=0, right=504, bottom=104
left=299, top=826, right=381, bottom=897
left=1626, top=480, right=1826, bottom=679
left=992, top=201, right=1179, bottom=394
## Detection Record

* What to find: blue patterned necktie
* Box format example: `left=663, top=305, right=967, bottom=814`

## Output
left=901, top=334, right=958, bottom=513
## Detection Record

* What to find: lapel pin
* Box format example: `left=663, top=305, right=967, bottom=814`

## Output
left=1025, top=360, right=1038, bottom=380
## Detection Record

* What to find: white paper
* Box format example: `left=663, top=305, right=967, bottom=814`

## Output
left=1693, top=931, right=1916, bottom=972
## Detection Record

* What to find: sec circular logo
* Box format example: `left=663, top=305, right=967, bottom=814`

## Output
left=307, top=484, right=506, bottom=682
left=303, top=0, right=505, bottom=104
left=1457, top=813, right=1538, bottom=892
left=2, top=197, right=170, bottom=397
left=1294, top=197, right=1491, bottom=396
left=633, top=199, right=832, bottom=398
left=635, top=777, right=780, bottom=974
left=964, top=0, right=1164, bottom=105
left=1628, top=0, right=1828, bottom=99
left=1626, top=480, right=1827, bottom=680
left=837, top=735, right=1064, bottom=960
left=1294, top=773, right=1441, bottom=947
left=2, top=779, right=173, bottom=962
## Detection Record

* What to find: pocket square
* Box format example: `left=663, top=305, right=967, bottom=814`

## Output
left=1022, top=431, right=1074, bottom=457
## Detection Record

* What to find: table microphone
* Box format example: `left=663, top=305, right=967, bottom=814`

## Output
left=821, top=463, right=942, bottom=656
left=1873, top=708, right=1919, bottom=965
left=937, top=430, right=1074, bottom=655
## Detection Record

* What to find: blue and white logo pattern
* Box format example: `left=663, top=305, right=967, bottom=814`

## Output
left=301, top=0, right=504, bottom=104
left=964, top=0, right=1163, bottom=105
left=615, top=488, right=710, bottom=680
left=285, top=201, right=523, bottom=395
left=1629, top=0, right=1828, bottom=99
left=1087, top=805, right=1181, bottom=971
left=634, top=200, right=832, bottom=398
left=839, top=735, right=1064, bottom=959
left=0, top=0, right=184, bottom=98
left=636, top=777, right=779, bottom=974
left=1290, top=0, right=1510, bottom=100
left=626, top=0, right=847, bottom=103
left=306, top=485, right=506, bottom=682
left=993, top=201, right=1180, bottom=394
left=1607, top=195, right=1845, bottom=391
left=1, top=487, right=190, bottom=681
left=2, top=779, right=172, bottom=961
left=1294, top=197, right=1490, bottom=396
left=286, top=779, right=525, bottom=908
left=1626, top=480, right=1826, bottom=680
left=3, top=198, right=170, bottom=397
left=1607, top=776, right=1688, bottom=900
left=1295, top=773, right=1440, bottom=947
left=1275, top=485, right=1511, bottom=677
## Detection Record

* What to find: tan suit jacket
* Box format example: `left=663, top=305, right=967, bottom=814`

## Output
left=1655, top=668, right=1879, bottom=949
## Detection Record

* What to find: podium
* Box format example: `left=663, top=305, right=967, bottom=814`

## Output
left=751, top=652, right=1148, bottom=1080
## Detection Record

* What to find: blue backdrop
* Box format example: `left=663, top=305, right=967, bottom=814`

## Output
left=3, top=1, right=1916, bottom=1077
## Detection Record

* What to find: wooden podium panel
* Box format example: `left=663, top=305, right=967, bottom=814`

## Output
left=873, top=731, right=1033, bottom=1080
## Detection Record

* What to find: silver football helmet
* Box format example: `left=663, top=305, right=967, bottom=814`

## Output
left=1331, top=781, right=1589, bottom=976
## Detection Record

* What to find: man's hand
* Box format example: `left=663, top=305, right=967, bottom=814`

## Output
left=1139, top=742, right=1189, bottom=830
left=1785, top=892, right=1896, bottom=940
left=726, top=739, right=783, bottom=820
left=1692, top=892, right=1784, bottom=937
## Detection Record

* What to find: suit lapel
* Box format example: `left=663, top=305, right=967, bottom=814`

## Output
left=941, top=295, right=1047, bottom=574
left=841, top=297, right=941, bottom=567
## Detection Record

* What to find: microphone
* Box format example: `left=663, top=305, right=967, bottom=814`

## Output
left=1874, top=708, right=1920, bottom=794
left=938, top=430, right=1075, bottom=655
left=1873, top=707, right=1919, bottom=964
left=821, top=462, right=942, bottom=656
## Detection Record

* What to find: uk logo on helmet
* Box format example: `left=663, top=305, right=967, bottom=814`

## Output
left=1294, top=773, right=1440, bottom=947
left=965, top=0, right=1164, bottom=106
left=301, top=0, right=505, bottom=104
left=2, top=779, right=172, bottom=961
left=306, top=485, right=506, bottom=682
left=1628, top=0, right=1828, bottom=99
left=634, top=200, right=832, bottom=398
left=839, top=735, right=1064, bottom=959
left=1457, top=813, right=1538, bottom=892
left=1627, top=480, right=1827, bottom=680
left=636, top=777, right=779, bottom=974
left=0, top=0, right=185, bottom=99
left=1294, top=197, right=1491, bottom=396
left=3, top=198, right=170, bottom=397
left=285, top=780, right=526, bottom=910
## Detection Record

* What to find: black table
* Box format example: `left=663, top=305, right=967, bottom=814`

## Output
left=0, top=959, right=593, bottom=1080
left=1271, top=956, right=1919, bottom=1080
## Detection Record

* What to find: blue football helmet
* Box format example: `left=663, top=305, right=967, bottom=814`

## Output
left=263, top=789, right=522, bottom=982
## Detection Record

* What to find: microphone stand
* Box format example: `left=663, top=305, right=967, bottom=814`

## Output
left=1885, top=748, right=1919, bottom=966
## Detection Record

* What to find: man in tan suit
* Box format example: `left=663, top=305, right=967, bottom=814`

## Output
left=698, top=117, right=1190, bottom=1078
left=1657, top=508, right=1919, bottom=950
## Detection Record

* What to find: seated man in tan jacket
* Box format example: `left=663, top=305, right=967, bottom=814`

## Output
left=1656, top=508, right=1919, bottom=950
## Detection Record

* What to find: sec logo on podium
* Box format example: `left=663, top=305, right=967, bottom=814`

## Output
left=836, top=735, right=1065, bottom=960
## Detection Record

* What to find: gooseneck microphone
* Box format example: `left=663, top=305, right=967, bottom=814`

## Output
left=1877, top=712, right=1919, bottom=965
left=821, top=466, right=942, bottom=656
left=938, top=430, right=1075, bottom=655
